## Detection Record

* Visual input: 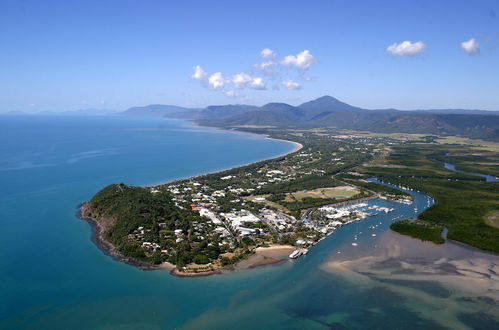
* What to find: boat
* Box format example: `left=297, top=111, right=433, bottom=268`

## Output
left=289, top=250, right=302, bottom=259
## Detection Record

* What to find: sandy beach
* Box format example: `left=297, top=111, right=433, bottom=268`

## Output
left=234, top=245, right=295, bottom=270
left=80, top=201, right=296, bottom=277
left=168, top=245, right=295, bottom=277
left=146, top=125, right=303, bottom=187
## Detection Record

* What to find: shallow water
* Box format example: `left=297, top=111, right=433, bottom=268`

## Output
left=0, top=115, right=498, bottom=329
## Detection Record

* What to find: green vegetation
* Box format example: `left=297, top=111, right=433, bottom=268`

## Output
left=84, top=128, right=416, bottom=272
left=279, top=196, right=339, bottom=212
left=362, top=143, right=499, bottom=252
left=335, top=173, right=413, bottom=200
left=390, top=219, right=444, bottom=244
left=87, top=184, right=224, bottom=267
left=197, top=96, right=499, bottom=142
left=434, top=136, right=499, bottom=152
left=290, top=187, right=359, bottom=200
left=83, top=126, right=499, bottom=274
left=486, top=211, right=499, bottom=229
left=440, top=153, right=499, bottom=177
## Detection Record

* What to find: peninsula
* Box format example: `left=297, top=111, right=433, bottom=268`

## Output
left=80, top=128, right=415, bottom=275
left=80, top=96, right=499, bottom=275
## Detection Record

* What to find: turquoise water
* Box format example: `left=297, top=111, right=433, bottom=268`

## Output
left=1, top=116, right=497, bottom=329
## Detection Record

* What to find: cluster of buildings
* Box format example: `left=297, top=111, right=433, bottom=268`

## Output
left=305, top=203, right=397, bottom=236
left=124, top=131, right=410, bottom=264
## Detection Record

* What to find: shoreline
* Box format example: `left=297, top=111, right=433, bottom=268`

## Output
left=78, top=202, right=162, bottom=271
left=147, top=142, right=303, bottom=188
left=77, top=124, right=303, bottom=277
left=77, top=120, right=443, bottom=276
left=146, top=121, right=303, bottom=187
left=79, top=200, right=296, bottom=277
left=76, top=124, right=408, bottom=277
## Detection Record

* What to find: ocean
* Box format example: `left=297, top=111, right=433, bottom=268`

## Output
left=1, top=115, right=497, bottom=329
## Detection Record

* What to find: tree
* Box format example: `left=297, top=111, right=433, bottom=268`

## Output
left=193, top=254, right=210, bottom=264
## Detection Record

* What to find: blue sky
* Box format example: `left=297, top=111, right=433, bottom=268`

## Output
left=1, top=0, right=498, bottom=112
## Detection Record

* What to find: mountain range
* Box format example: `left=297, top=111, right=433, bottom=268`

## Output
left=122, top=96, right=499, bottom=140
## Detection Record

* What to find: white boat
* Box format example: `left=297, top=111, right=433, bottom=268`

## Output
left=289, top=250, right=302, bottom=259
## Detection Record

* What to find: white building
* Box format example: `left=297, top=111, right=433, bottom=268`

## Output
left=199, top=208, right=222, bottom=224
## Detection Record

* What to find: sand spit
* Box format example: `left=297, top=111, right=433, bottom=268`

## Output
left=234, top=245, right=295, bottom=270
left=322, top=231, right=499, bottom=329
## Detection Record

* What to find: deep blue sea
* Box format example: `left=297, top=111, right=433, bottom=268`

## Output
left=1, top=115, right=498, bottom=329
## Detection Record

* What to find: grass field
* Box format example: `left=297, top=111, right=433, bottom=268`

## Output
left=339, top=130, right=427, bottom=141
left=289, top=186, right=359, bottom=201
left=435, top=136, right=499, bottom=152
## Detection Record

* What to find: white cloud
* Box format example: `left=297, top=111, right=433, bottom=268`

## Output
left=256, top=60, right=277, bottom=75
left=387, top=41, right=426, bottom=56
left=233, top=73, right=253, bottom=89
left=250, top=77, right=266, bottom=90
left=232, top=73, right=266, bottom=90
left=191, top=48, right=315, bottom=96
left=192, top=65, right=207, bottom=80
left=260, top=48, right=275, bottom=58
left=281, top=50, right=316, bottom=69
left=257, top=49, right=317, bottom=76
left=282, top=79, right=301, bottom=90
left=460, top=38, right=479, bottom=54
left=208, top=72, right=225, bottom=89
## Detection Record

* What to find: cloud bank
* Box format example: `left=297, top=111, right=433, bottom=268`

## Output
left=191, top=49, right=316, bottom=97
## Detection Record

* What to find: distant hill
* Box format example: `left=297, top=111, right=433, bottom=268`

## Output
left=123, top=104, right=199, bottom=118
left=298, top=95, right=363, bottom=115
left=413, top=109, right=499, bottom=115
left=121, top=96, right=499, bottom=140
left=122, top=104, right=259, bottom=120
left=195, top=104, right=259, bottom=120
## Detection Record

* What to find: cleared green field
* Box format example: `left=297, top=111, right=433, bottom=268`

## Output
left=339, top=130, right=427, bottom=141
left=435, top=136, right=499, bottom=152
left=290, top=186, right=359, bottom=201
